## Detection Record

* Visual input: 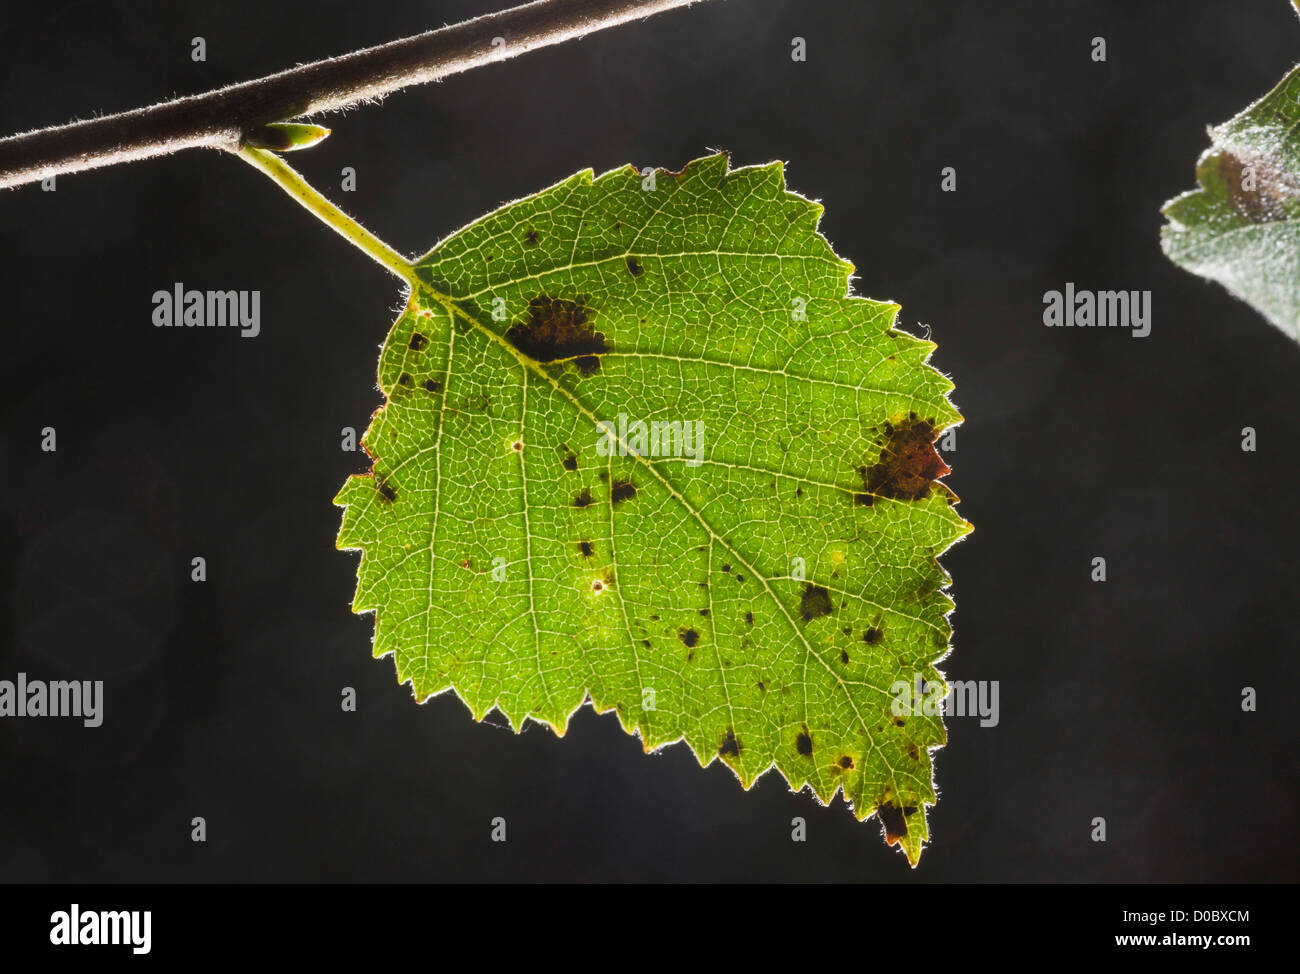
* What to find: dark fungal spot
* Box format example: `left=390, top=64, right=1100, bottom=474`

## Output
left=408, top=333, right=428, bottom=351
left=424, top=379, right=442, bottom=393
left=744, top=611, right=754, bottom=626
left=573, top=488, right=593, bottom=508
left=578, top=540, right=593, bottom=558
left=795, top=728, right=813, bottom=756
left=611, top=479, right=637, bottom=504
left=626, top=256, right=644, bottom=277
left=642, top=639, right=651, bottom=648
left=757, top=681, right=765, bottom=691
left=505, top=297, right=608, bottom=375
left=892, top=716, right=906, bottom=727
left=598, top=470, right=609, bottom=482
left=864, top=627, right=883, bottom=644
left=877, top=802, right=908, bottom=843
left=376, top=479, right=397, bottom=503
left=524, top=229, right=538, bottom=246
left=840, top=650, right=850, bottom=664
left=562, top=453, right=578, bottom=471
left=721, top=564, right=731, bottom=573
left=680, top=628, right=699, bottom=648
left=859, top=416, right=951, bottom=503
left=698, top=608, right=709, bottom=617
left=838, top=755, right=854, bottom=770
left=796, top=486, right=803, bottom=497
left=1214, top=149, right=1299, bottom=222
left=718, top=727, right=741, bottom=759
left=841, top=627, right=852, bottom=636
left=907, top=742, right=920, bottom=761
left=799, top=584, right=832, bottom=622
left=397, top=372, right=413, bottom=387
left=903, top=805, right=917, bottom=816
left=735, top=575, right=744, bottom=583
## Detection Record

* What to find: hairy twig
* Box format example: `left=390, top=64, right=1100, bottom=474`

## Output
left=0, top=0, right=714, bottom=190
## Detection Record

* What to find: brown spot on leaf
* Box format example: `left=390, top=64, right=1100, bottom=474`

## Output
left=578, top=540, right=593, bottom=558
left=864, top=627, right=883, bottom=644
left=626, top=256, right=644, bottom=277
left=680, top=628, right=699, bottom=648
left=840, top=650, right=850, bottom=664
left=838, top=755, right=854, bottom=769
left=524, top=229, right=539, bottom=246
left=860, top=417, right=951, bottom=502
left=795, top=728, right=813, bottom=756
left=505, top=297, right=608, bottom=375
left=573, top=488, right=593, bottom=508
left=562, top=453, right=578, bottom=471
left=877, top=801, right=908, bottom=844
left=611, top=479, right=636, bottom=504
left=799, top=584, right=832, bottom=622
left=907, top=742, right=919, bottom=761
left=376, top=480, right=397, bottom=503
left=408, top=333, right=428, bottom=351
left=744, top=611, right=754, bottom=626
left=424, top=379, right=442, bottom=393
left=1212, top=149, right=1300, bottom=223
left=718, top=727, right=741, bottom=759
left=397, top=372, right=413, bottom=387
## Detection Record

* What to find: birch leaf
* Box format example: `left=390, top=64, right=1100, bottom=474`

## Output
left=1162, top=61, right=1300, bottom=340
left=335, top=153, right=969, bottom=864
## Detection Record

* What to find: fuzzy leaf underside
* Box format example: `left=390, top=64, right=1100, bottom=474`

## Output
left=335, top=153, right=970, bottom=864
left=1161, top=61, right=1300, bottom=340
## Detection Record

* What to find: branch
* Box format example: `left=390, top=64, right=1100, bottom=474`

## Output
left=0, top=0, right=715, bottom=190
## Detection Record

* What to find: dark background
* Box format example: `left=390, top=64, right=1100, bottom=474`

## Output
left=1, top=0, right=1297, bottom=882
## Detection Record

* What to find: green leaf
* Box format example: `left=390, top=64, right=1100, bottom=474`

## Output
left=1161, top=62, right=1300, bottom=340
left=335, top=153, right=970, bottom=865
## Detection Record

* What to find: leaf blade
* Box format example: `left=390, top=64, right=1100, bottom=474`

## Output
left=336, top=153, right=970, bottom=864
left=1161, top=62, right=1300, bottom=339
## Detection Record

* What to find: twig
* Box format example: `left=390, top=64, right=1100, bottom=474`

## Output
left=0, top=0, right=714, bottom=190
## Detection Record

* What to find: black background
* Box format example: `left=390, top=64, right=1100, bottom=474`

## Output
left=1, top=0, right=1297, bottom=882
